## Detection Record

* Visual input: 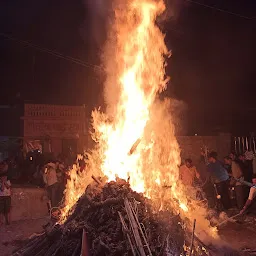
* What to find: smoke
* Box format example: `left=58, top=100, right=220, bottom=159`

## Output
left=100, top=0, right=132, bottom=117
left=81, top=0, right=187, bottom=58
left=169, top=98, right=188, bottom=135
left=80, top=0, right=111, bottom=59
left=157, top=0, right=186, bottom=25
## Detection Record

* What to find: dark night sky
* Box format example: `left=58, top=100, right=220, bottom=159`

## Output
left=0, top=0, right=255, bottom=135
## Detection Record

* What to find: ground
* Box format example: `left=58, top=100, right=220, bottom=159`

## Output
left=0, top=218, right=48, bottom=256
left=219, top=215, right=256, bottom=252
left=0, top=216, right=256, bottom=255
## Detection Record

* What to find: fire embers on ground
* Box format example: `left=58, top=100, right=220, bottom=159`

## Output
left=14, top=179, right=185, bottom=256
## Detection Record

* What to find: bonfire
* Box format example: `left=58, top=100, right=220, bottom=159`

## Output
left=13, top=0, right=243, bottom=255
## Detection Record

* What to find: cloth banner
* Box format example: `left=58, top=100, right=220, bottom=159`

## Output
left=24, top=140, right=42, bottom=153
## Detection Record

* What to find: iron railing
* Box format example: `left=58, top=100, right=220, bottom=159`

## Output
left=232, top=136, right=256, bottom=154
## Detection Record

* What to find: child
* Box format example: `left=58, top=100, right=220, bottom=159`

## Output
left=0, top=173, right=11, bottom=225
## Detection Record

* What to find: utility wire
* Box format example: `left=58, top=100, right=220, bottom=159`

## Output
left=0, top=32, right=103, bottom=72
left=0, top=0, right=253, bottom=69
left=185, top=0, right=255, bottom=20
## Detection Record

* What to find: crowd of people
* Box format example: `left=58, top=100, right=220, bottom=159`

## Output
left=0, top=150, right=88, bottom=225
left=179, top=151, right=256, bottom=215
left=0, top=147, right=256, bottom=226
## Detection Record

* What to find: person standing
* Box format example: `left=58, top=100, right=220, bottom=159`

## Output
left=0, top=173, right=11, bottom=225
left=179, top=158, right=201, bottom=200
left=197, top=153, right=216, bottom=208
left=56, top=161, right=65, bottom=204
left=208, top=152, right=231, bottom=210
left=224, top=156, right=245, bottom=210
left=0, top=160, right=9, bottom=176
left=179, top=158, right=200, bottom=186
left=43, top=162, right=58, bottom=208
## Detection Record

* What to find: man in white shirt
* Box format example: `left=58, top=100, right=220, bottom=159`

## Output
left=43, top=162, right=59, bottom=208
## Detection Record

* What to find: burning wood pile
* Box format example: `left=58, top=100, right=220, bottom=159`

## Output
left=13, top=178, right=185, bottom=256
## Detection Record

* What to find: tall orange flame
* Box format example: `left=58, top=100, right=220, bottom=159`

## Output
left=61, top=0, right=219, bottom=243
left=97, top=0, right=169, bottom=193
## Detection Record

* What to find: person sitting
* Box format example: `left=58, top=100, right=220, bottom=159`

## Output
left=240, top=174, right=256, bottom=214
left=208, top=152, right=231, bottom=210
left=0, top=173, right=11, bottom=225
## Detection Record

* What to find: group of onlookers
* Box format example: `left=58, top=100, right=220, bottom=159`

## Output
left=1, top=147, right=255, bottom=226
left=0, top=151, right=89, bottom=225
left=179, top=151, right=256, bottom=214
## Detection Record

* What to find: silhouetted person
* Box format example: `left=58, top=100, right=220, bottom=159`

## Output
left=0, top=173, right=11, bottom=225
left=239, top=153, right=253, bottom=183
left=179, top=159, right=200, bottom=186
left=197, top=155, right=216, bottom=208
left=240, top=174, right=256, bottom=214
left=43, top=163, right=58, bottom=208
left=224, top=156, right=245, bottom=210
left=238, top=153, right=253, bottom=201
left=208, top=152, right=230, bottom=210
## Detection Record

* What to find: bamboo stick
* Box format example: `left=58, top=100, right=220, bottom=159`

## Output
left=128, top=138, right=141, bottom=155
left=91, top=175, right=102, bottom=185
left=217, top=213, right=241, bottom=227
left=72, top=242, right=81, bottom=256
left=124, top=198, right=146, bottom=256
left=45, top=240, right=62, bottom=256
left=189, top=219, right=196, bottom=256
left=128, top=201, right=152, bottom=256
left=118, top=211, right=137, bottom=256
left=23, top=237, right=48, bottom=256
left=80, top=228, right=89, bottom=256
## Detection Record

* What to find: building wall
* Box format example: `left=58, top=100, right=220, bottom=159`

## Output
left=22, top=104, right=232, bottom=162
left=11, top=187, right=48, bottom=221
left=22, top=104, right=87, bottom=155
left=177, top=133, right=231, bottom=165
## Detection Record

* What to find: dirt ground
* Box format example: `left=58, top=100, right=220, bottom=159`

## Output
left=0, top=218, right=48, bottom=256
left=219, top=215, right=256, bottom=252
left=1, top=216, right=256, bottom=256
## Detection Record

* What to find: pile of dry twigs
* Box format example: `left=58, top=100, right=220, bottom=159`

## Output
left=13, top=178, right=185, bottom=256
left=13, top=177, right=247, bottom=256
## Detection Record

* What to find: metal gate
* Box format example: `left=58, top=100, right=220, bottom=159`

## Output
left=232, top=136, right=256, bottom=154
